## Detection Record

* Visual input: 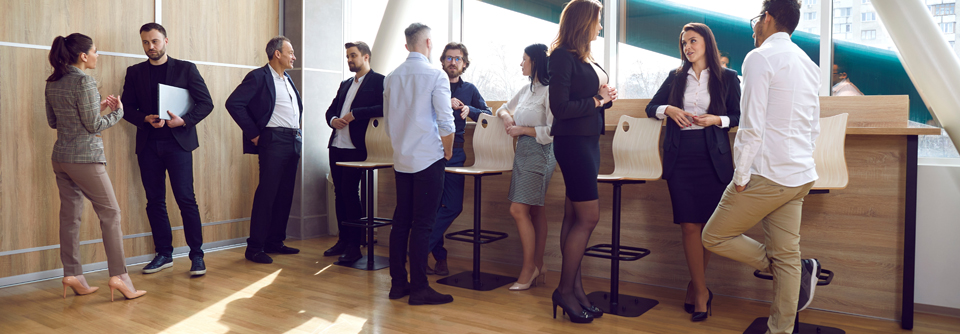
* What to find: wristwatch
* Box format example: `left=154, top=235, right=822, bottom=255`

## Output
left=594, top=94, right=605, bottom=104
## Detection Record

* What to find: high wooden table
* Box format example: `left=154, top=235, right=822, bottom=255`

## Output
left=377, top=96, right=938, bottom=329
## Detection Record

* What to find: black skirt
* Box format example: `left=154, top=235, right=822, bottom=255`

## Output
left=553, top=135, right=600, bottom=202
left=666, top=129, right=726, bottom=224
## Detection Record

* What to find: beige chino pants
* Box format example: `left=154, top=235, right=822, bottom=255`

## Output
left=52, top=161, right=128, bottom=277
left=702, top=175, right=814, bottom=334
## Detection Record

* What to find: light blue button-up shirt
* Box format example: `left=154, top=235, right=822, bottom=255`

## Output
left=383, top=52, right=456, bottom=173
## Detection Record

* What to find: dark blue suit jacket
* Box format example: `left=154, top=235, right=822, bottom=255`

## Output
left=645, top=67, right=742, bottom=183
left=324, top=70, right=385, bottom=151
left=225, top=65, right=303, bottom=154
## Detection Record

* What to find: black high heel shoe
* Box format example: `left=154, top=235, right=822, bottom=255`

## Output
left=683, top=281, right=694, bottom=314
left=552, top=290, right=594, bottom=324
left=579, top=302, right=604, bottom=318
left=691, top=289, right=713, bottom=322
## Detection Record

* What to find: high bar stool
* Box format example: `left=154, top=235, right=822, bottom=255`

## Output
left=436, top=113, right=517, bottom=291
left=335, top=117, right=394, bottom=271
left=584, top=115, right=663, bottom=317
left=743, top=113, right=849, bottom=334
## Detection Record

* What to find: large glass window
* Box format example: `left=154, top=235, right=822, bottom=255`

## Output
left=930, top=4, right=956, bottom=16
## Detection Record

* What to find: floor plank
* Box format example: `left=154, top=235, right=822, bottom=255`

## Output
left=0, top=237, right=957, bottom=334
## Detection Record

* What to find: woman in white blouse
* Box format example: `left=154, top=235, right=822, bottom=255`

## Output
left=496, top=43, right=555, bottom=291
left=645, top=23, right=741, bottom=322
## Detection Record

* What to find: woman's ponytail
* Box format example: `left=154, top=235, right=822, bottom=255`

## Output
left=47, top=33, right=93, bottom=82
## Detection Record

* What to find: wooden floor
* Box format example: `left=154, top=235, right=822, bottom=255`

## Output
left=1, top=237, right=958, bottom=334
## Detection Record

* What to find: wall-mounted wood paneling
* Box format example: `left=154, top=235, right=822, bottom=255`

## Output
left=1, top=0, right=277, bottom=280
left=162, top=0, right=280, bottom=67
left=0, top=0, right=153, bottom=54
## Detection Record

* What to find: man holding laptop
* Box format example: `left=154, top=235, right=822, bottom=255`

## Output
left=120, top=22, right=214, bottom=276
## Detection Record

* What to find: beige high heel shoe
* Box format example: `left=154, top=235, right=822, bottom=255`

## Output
left=509, top=267, right=540, bottom=291
left=62, top=276, right=99, bottom=298
left=107, top=276, right=146, bottom=301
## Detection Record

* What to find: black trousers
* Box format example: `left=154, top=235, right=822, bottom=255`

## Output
left=329, top=147, right=366, bottom=245
left=390, top=158, right=445, bottom=290
left=247, top=127, right=301, bottom=252
left=138, top=138, right=203, bottom=258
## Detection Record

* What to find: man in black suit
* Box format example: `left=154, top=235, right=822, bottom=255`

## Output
left=121, top=23, right=214, bottom=276
left=225, top=36, right=303, bottom=264
left=322, top=41, right=385, bottom=263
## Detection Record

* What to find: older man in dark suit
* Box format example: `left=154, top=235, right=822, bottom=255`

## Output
left=225, top=36, right=303, bottom=264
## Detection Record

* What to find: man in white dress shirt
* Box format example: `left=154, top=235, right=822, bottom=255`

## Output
left=383, top=23, right=456, bottom=305
left=701, top=1, right=822, bottom=333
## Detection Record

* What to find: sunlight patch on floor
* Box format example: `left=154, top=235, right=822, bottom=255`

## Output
left=160, top=269, right=285, bottom=333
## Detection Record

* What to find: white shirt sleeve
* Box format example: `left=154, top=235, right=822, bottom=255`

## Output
left=535, top=88, right=554, bottom=145
left=498, top=86, right=522, bottom=117
left=433, top=71, right=455, bottom=137
left=655, top=105, right=668, bottom=119
left=733, top=51, right=774, bottom=186
left=719, top=116, right=730, bottom=128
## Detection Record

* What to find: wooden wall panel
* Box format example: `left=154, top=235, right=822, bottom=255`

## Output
left=162, top=0, right=280, bottom=67
left=378, top=128, right=911, bottom=320
left=0, top=0, right=275, bottom=279
left=0, top=0, right=153, bottom=54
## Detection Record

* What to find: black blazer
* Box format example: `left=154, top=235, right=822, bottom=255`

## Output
left=324, top=70, right=385, bottom=151
left=120, top=57, right=214, bottom=153
left=225, top=65, right=304, bottom=154
left=645, top=67, right=742, bottom=183
left=548, top=48, right=612, bottom=137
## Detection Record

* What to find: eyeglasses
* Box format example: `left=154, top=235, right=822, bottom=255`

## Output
left=750, top=13, right=764, bottom=28
left=443, top=56, right=463, bottom=63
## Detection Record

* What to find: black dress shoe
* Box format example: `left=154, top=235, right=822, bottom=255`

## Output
left=580, top=302, right=603, bottom=318
left=265, top=245, right=300, bottom=254
left=142, top=254, right=173, bottom=274
left=389, top=285, right=410, bottom=300
left=338, top=246, right=362, bottom=263
left=245, top=251, right=273, bottom=264
left=409, top=287, right=453, bottom=305
left=323, top=241, right=348, bottom=256
left=691, top=289, right=713, bottom=322
left=190, top=257, right=207, bottom=276
left=798, top=258, right=821, bottom=311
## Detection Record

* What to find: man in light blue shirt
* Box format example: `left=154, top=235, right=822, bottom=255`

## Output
left=383, top=22, right=455, bottom=305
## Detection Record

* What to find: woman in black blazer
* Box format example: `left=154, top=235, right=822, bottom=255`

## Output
left=548, top=0, right=616, bottom=324
left=644, top=23, right=740, bottom=322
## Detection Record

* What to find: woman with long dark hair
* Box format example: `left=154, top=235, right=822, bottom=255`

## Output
left=46, top=33, right=146, bottom=301
left=645, top=23, right=741, bottom=322
left=547, top=0, right=617, bottom=324
left=496, top=43, right=554, bottom=291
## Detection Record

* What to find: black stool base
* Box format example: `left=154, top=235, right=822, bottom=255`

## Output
left=436, top=271, right=516, bottom=291
left=334, top=254, right=389, bottom=271
left=743, top=317, right=845, bottom=334
left=587, top=291, right=659, bottom=317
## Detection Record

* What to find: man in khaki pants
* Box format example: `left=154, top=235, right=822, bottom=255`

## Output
left=702, top=1, right=821, bottom=333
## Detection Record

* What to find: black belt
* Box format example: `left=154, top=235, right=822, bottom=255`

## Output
left=265, top=127, right=301, bottom=135
left=453, top=142, right=464, bottom=149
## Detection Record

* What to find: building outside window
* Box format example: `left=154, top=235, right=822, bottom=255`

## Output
left=942, top=22, right=956, bottom=34
left=861, top=29, right=877, bottom=40
left=862, top=12, right=876, bottom=22
left=806, top=12, right=817, bottom=20
left=834, top=23, right=852, bottom=33
left=930, top=4, right=956, bottom=16
left=835, top=7, right=851, bottom=17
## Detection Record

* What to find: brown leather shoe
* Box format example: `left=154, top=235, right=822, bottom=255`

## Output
left=425, top=265, right=435, bottom=275
left=435, top=259, right=449, bottom=276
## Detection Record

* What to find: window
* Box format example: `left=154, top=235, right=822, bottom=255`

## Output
left=808, top=0, right=817, bottom=5
left=835, top=7, right=851, bottom=17
left=834, top=23, right=851, bottom=33
left=930, top=4, right=956, bottom=16
left=861, top=30, right=877, bottom=40
left=942, top=22, right=956, bottom=34
left=805, top=12, right=817, bottom=20
left=861, top=0, right=871, bottom=4
left=861, top=12, right=876, bottom=22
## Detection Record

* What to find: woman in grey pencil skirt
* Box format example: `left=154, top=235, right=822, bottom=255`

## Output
left=497, top=44, right=555, bottom=291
